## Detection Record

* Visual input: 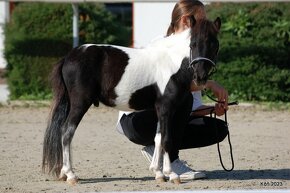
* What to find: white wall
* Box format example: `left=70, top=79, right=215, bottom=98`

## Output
left=0, top=1, right=7, bottom=24
left=133, top=2, right=175, bottom=48
left=0, top=26, right=6, bottom=69
left=0, top=1, right=7, bottom=68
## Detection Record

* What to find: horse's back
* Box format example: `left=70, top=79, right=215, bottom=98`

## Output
left=61, top=44, right=131, bottom=107
left=60, top=43, right=181, bottom=111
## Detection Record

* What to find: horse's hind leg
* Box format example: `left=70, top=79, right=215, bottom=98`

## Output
left=150, top=123, right=166, bottom=182
left=59, top=96, right=92, bottom=185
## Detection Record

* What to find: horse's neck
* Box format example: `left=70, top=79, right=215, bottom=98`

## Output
left=146, top=29, right=190, bottom=59
left=149, top=29, right=190, bottom=48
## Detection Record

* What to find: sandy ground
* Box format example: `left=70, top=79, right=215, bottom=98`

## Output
left=0, top=103, right=289, bottom=193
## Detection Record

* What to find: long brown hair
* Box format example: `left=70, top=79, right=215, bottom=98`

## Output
left=166, top=0, right=206, bottom=36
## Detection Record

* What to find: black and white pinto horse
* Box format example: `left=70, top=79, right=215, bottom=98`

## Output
left=42, top=17, right=221, bottom=185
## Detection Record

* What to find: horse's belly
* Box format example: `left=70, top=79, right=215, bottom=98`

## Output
left=114, top=80, right=156, bottom=111
left=113, top=51, right=157, bottom=111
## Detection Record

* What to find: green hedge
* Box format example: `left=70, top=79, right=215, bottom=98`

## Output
left=5, top=3, right=290, bottom=102
left=5, top=3, right=131, bottom=99
left=207, top=3, right=290, bottom=102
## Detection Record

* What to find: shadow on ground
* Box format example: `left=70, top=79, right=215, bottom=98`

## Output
left=207, top=169, right=290, bottom=180
left=79, top=176, right=155, bottom=184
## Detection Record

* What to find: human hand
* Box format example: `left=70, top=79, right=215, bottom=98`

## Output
left=214, top=103, right=227, bottom=116
left=206, top=80, right=229, bottom=110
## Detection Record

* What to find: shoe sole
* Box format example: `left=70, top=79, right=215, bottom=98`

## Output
left=141, top=149, right=153, bottom=164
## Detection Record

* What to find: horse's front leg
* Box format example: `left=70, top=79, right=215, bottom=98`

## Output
left=160, top=121, right=181, bottom=184
left=149, top=123, right=166, bottom=182
left=157, top=104, right=181, bottom=184
left=163, top=152, right=180, bottom=184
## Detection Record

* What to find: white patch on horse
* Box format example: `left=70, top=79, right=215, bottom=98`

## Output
left=61, top=125, right=77, bottom=181
left=162, top=152, right=171, bottom=175
left=80, top=30, right=191, bottom=112
left=150, top=132, right=162, bottom=172
left=113, top=29, right=191, bottom=110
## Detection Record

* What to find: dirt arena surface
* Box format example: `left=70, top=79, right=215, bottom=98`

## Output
left=0, top=102, right=289, bottom=192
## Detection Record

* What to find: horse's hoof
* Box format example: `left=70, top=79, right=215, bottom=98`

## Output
left=156, top=177, right=166, bottom=183
left=169, top=178, right=181, bottom=185
left=59, top=175, right=67, bottom=181
left=169, top=173, right=180, bottom=185
left=155, top=170, right=165, bottom=183
left=67, top=178, right=78, bottom=185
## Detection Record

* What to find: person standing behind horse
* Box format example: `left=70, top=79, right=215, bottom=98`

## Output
left=116, top=0, right=229, bottom=182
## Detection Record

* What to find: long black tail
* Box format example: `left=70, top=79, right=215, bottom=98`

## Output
left=42, top=58, right=69, bottom=177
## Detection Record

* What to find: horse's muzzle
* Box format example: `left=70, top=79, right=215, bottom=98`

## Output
left=188, top=57, right=216, bottom=70
left=189, top=57, right=217, bottom=86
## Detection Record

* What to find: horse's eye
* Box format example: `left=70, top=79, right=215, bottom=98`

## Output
left=190, top=42, right=197, bottom=48
left=214, top=41, right=219, bottom=54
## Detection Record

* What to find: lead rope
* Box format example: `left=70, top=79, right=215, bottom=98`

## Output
left=203, top=91, right=237, bottom=172
left=191, top=92, right=237, bottom=171
left=210, top=108, right=235, bottom=172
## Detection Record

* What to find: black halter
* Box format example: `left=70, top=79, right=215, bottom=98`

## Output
left=188, top=48, right=217, bottom=77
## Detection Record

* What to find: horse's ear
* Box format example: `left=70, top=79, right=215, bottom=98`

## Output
left=190, top=15, right=196, bottom=27
left=214, top=17, right=221, bottom=31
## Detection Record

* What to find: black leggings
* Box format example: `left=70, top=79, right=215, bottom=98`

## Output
left=120, top=109, right=228, bottom=162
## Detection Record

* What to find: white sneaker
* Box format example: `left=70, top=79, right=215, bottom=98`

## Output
left=141, top=146, right=206, bottom=181
left=141, top=145, right=155, bottom=164
left=171, top=158, right=206, bottom=181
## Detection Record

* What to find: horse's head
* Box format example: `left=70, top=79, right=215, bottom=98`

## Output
left=189, top=17, right=221, bottom=86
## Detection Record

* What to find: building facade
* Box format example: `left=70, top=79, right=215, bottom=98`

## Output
left=0, top=1, right=8, bottom=69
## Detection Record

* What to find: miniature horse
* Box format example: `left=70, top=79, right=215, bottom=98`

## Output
left=42, top=17, right=221, bottom=184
